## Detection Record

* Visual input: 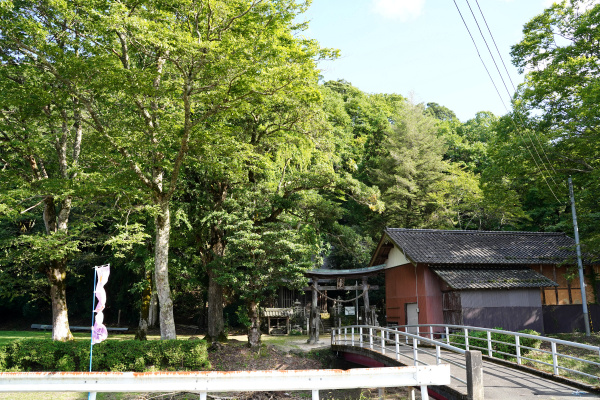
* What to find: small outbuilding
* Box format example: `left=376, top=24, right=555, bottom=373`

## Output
left=370, top=228, right=600, bottom=334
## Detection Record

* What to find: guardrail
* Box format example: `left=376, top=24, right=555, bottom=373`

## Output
left=394, top=324, right=600, bottom=382
left=331, top=325, right=469, bottom=385
left=0, top=366, right=451, bottom=400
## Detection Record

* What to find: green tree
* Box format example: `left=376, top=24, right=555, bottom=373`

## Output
left=438, top=111, right=496, bottom=174
left=216, top=208, right=320, bottom=347
left=503, top=0, right=600, bottom=240
left=0, top=57, right=100, bottom=340
left=425, top=102, right=458, bottom=122
left=370, top=100, right=449, bottom=229
left=0, top=0, right=334, bottom=339
left=511, top=0, right=600, bottom=141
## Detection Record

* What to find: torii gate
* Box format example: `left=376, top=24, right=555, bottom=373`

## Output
left=304, top=264, right=385, bottom=344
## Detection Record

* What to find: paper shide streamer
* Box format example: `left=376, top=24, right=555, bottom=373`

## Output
left=92, top=264, right=110, bottom=344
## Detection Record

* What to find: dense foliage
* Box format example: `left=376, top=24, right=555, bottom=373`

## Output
left=0, top=0, right=598, bottom=346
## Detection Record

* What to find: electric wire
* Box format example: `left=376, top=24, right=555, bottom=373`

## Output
left=464, top=0, right=512, bottom=99
left=452, top=0, right=564, bottom=203
left=451, top=0, right=508, bottom=111
left=474, top=0, right=517, bottom=92
left=473, top=0, right=564, bottom=187
left=465, top=0, right=560, bottom=194
left=463, top=0, right=563, bottom=194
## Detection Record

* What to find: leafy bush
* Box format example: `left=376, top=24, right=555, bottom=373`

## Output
left=0, top=345, right=6, bottom=370
left=0, top=339, right=210, bottom=372
left=450, top=328, right=542, bottom=360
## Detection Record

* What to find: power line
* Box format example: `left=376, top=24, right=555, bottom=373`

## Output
left=450, top=0, right=508, bottom=111
left=473, top=0, right=517, bottom=92
left=463, top=0, right=561, bottom=187
left=463, top=0, right=512, bottom=99
left=473, top=0, right=564, bottom=188
left=452, top=0, right=565, bottom=203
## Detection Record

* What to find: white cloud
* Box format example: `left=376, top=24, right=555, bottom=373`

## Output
left=371, top=0, right=426, bottom=21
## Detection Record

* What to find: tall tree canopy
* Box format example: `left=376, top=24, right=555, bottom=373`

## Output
left=506, top=0, right=600, bottom=243
left=0, top=0, right=334, bottom=339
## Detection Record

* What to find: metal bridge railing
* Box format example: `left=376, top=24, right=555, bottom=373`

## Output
left=333, top=324, right=600, bottom=384
left=0, top=366, right=450, bottom=400
left=331, top=325, right=469, bottom=384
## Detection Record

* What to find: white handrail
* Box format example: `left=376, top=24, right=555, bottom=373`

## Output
left=332, top=325, right=468, bottom=384
left=0, top=366, right=451, bottom=400
left=342, top=323, right=600, bottom=382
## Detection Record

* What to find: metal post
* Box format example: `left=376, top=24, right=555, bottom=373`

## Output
left=551, top=342, right=559, bottom=375
left=487, top=331, right=492, bottom=357
left=412, top=338, right=418, bottom=366
left=312, top=389, right=319, bottom=400
left=516, top=335, right=521, bottom=365
left=569, top=176, right=591, bottom=336
left=359, top=327, right=363, bottom=346
left=369, top=327, right=374, bottom=350
left=420, top=386, right=429, bottom=400
left=436, top=345, right=441, bottom=365
left=445, top=327, right=449, bottom=345
left=200, top=392, right=207, bottom=400
left=409, top=388, right=416, bottom=400
left=429, top=326, right=433, bottom=340
left=464, top=328, right=469, bottom=351
left=395, top=332, right=400, bottom=361
left=351, top=327, right=355, bottom=346
left=381, top=330, right=385, bottom=354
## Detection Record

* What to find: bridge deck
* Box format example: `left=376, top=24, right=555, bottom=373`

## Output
left=333, top=341, right=599, bottom=400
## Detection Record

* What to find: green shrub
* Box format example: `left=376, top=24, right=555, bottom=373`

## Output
left=0, top=345, right=6, bottom=370
left=450, top=328, right=542, bottom=360
left=0, top=339, right=210, bottom=372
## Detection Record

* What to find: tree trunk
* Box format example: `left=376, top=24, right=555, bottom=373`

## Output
left=207, top=268, right=225, bottom=342
left=43, top=195, right=73, bottom=341
left=48, top=259, right=73, bottom=341
left=206, top=188, right=227, bottom=342
left=307, top=281, right=319, bottom=344
left=154, top=196, right=177, bottom=339
left=136, top=268, right=153, bottom=340
left=149, top=290, right=158, bottom=327
left=247, top=300, right=261, bottom=348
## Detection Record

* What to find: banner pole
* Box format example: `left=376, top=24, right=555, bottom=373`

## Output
left=88, top=267, right=98, bottom=400
left=89, top=266, right=98, bottom=371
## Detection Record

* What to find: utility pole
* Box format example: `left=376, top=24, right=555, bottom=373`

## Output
left=568, top=176, right=591, bottom=336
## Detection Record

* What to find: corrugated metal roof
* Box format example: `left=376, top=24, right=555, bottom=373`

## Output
left=384, top=228, right=578, bottom=265
left=430, top=266, right=558, bottom=290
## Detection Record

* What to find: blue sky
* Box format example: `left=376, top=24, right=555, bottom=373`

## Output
left=301, top=0, right=558, bottom=121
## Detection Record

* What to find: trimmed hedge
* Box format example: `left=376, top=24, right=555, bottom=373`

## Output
left=450, top=328, right=542, bottom=360
left=0, top=339, right=210, bottom=372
